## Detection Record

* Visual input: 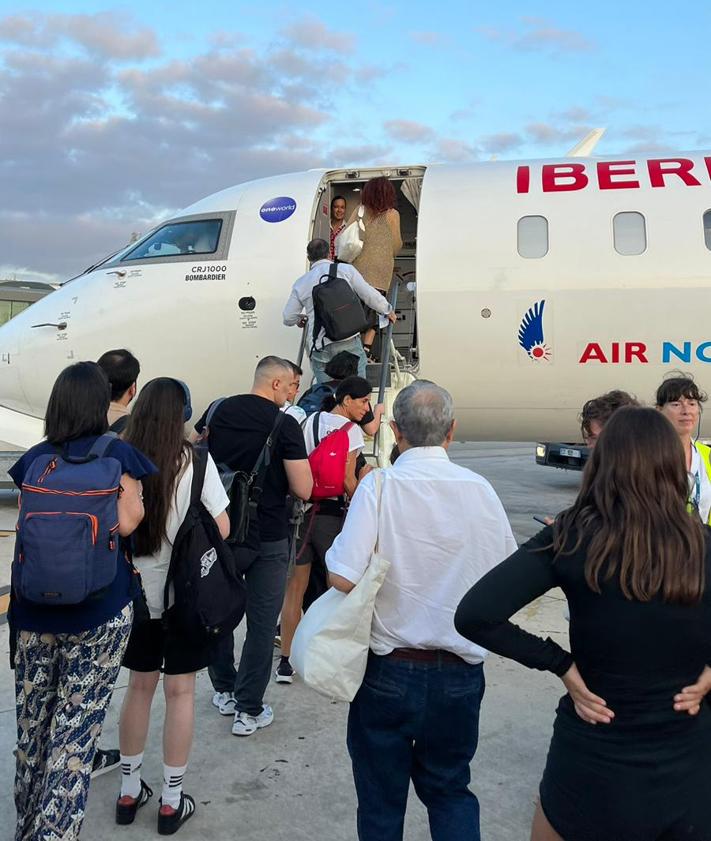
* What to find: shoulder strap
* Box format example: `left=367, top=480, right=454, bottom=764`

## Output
left=88, top=432, right=119, bottom=459
left=250, top=411, right=287, bottom=497
left=109, top=415, right=129, bottom=434
left=189, top=446, right=208, bottom=506
left=373, top=469, right=384, bottom=554
left=312, top=412, right=322, bottom=448
left=205, top=397, right=226, bottom=432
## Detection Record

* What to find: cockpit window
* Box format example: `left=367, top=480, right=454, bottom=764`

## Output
left=122, top=220, right=223, bottom=261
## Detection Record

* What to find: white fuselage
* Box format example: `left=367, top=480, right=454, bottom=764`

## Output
left=2, top=154, right=711, bottom=448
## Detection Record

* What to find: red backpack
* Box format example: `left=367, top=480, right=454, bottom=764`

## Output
left=308, top=412, right=354, bottom=500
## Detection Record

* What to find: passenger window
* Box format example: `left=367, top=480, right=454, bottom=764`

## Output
left=703, top=210, right=711, bottom=250
left=613, top=212, right=646, bottom=256
left=123, top=220, right=223, bottom=261
left=517, top=216, right=549, bottom=258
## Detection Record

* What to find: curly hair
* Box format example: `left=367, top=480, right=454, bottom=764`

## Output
left=361, top=177, right=397, bottom=216
left=579, top=390, right=639, bottom=439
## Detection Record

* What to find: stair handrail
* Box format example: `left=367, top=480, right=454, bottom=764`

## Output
left=295, top=322, right=308, bottom=371
left=377, top=276, right=401, bottom=405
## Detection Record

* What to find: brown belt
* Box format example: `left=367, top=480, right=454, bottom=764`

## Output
left=385, top=648, right=467, bottom=665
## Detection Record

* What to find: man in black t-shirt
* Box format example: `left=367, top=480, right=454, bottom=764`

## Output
left=194, top=356, right=312, bottom=736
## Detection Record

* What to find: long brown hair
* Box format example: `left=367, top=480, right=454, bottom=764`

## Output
left=124, top=378, right=192, bottom=556
left=554, top=406, right=705, bottom=604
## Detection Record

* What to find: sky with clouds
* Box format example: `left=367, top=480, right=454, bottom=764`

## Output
left=2, top=0, right=710, bottom=282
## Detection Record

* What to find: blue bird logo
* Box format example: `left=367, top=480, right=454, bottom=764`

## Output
left=518, top=300, right=551, bottom=361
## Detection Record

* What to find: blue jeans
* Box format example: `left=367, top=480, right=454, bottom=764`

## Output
left=347, top=653, right=485, bottom=841
left=208, top=539, right=289, bottom=716
left=310, top=336, right=366, bottom=384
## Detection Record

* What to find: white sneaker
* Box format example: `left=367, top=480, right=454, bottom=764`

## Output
left=212, top=691, right=237, bottom=716
left=232, top=705, right=274, bottom=736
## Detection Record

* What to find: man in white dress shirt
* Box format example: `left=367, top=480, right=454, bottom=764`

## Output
left=282, top=238, right=395, bottom=383
left=326, top=380, right=517, bottom=841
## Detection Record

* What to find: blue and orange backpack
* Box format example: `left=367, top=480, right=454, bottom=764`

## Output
left=13, top=434, right=123, bottom=605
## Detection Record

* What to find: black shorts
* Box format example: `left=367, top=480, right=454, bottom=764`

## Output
left=295, top=507, right=344, bottom=567
left=122, top=618, right=214, bottom=675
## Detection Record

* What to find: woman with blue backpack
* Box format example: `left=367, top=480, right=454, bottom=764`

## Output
left=117, top=378, right=230, bottom=835
left=9, top=361, right=153, bottom=841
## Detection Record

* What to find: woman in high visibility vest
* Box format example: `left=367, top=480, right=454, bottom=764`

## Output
left=656, top=375, right=711, bottom=524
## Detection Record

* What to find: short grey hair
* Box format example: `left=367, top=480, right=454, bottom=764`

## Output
left=392, top=380, right=454, bottom=447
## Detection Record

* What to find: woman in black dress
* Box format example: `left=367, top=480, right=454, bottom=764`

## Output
left=455, top=407, right=711, bottom=841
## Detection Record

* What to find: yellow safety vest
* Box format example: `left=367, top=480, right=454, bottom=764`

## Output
left=687, top=441, right=711, bottom=524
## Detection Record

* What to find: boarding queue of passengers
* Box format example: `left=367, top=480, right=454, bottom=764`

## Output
left=7, top=179, right=711, bottom=841
left=10, top=350, right=711, bottom=841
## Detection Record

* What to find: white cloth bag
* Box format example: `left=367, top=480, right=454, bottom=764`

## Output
left=291, top=470, right=390, bottom=702
left=335, top=205, right=365, bottom=263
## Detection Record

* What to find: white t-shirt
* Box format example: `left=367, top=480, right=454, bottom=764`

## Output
left=689, top=444, right=711, bottom=524
left=302, top=411, right=364, bottom=456
left=134, top=452, right=230, bottom=619
left=283, top=403, right=307, bottom=426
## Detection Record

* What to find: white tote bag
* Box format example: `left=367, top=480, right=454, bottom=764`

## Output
left=291, top=470, right=390, bottom=702
left=335, top=205, right=365, bottom=263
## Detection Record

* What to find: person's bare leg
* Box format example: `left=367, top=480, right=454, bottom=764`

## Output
left=530, top=801, right=563, bottom=841
left=280, top=563, right=311, bottom=657
left=119, top=670, right=160, bottom=755
left=362, top=329, right=376, bottom=353
left=163, top=673, right=196, bottom=766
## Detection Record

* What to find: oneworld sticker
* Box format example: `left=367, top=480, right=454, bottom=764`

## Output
left=259, top=197, right=297, bottom=223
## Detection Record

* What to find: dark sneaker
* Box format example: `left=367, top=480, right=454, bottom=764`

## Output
left=92, top=748, right=121, bottom=779
left=116, top=780, right=153, bottom=825
left=158, top=792, right=196, bottom=835
left=275, top=659, right=294, bottom=684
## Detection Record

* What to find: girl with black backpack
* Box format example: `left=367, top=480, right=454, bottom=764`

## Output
left=117, top=378, right=229, bottom=835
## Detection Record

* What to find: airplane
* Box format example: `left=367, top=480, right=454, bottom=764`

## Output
left=3, top=134, right=711, bottom=452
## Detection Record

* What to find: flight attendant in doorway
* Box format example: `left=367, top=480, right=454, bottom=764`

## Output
left=329, top=196, right=347, bottom=260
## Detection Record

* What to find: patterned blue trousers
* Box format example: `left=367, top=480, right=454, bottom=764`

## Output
left=14, top=604, right=133, bottom=841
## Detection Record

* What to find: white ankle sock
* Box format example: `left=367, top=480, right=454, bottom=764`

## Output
left=119, top=752, right=143, bottom=799
left=162, top=763, right=187, bottom=810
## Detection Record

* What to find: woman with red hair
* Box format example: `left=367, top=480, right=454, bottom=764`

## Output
left=348, top=176, right=402, bottom=355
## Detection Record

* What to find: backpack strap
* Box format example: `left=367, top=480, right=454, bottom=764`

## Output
left=109, top=415, right=129, bottom=434
left=312, top=412, right=322, bottom=448
left=89, top=432, right=119, bottom=458
left=189, top=446, right=208, bottom=507
left=249, top=411, right=286, bottom=504
left=204, top=397, right=226, bottom=436
left=62, top=432, right=118, bottom=464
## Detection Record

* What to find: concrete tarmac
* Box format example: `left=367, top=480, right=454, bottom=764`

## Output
left=0, top=442, right=580, bottom=841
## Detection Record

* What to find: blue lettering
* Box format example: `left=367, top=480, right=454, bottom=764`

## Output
left=662, top=341, right=691, bottom=364
left=696, top=342, right=711, bottom=362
